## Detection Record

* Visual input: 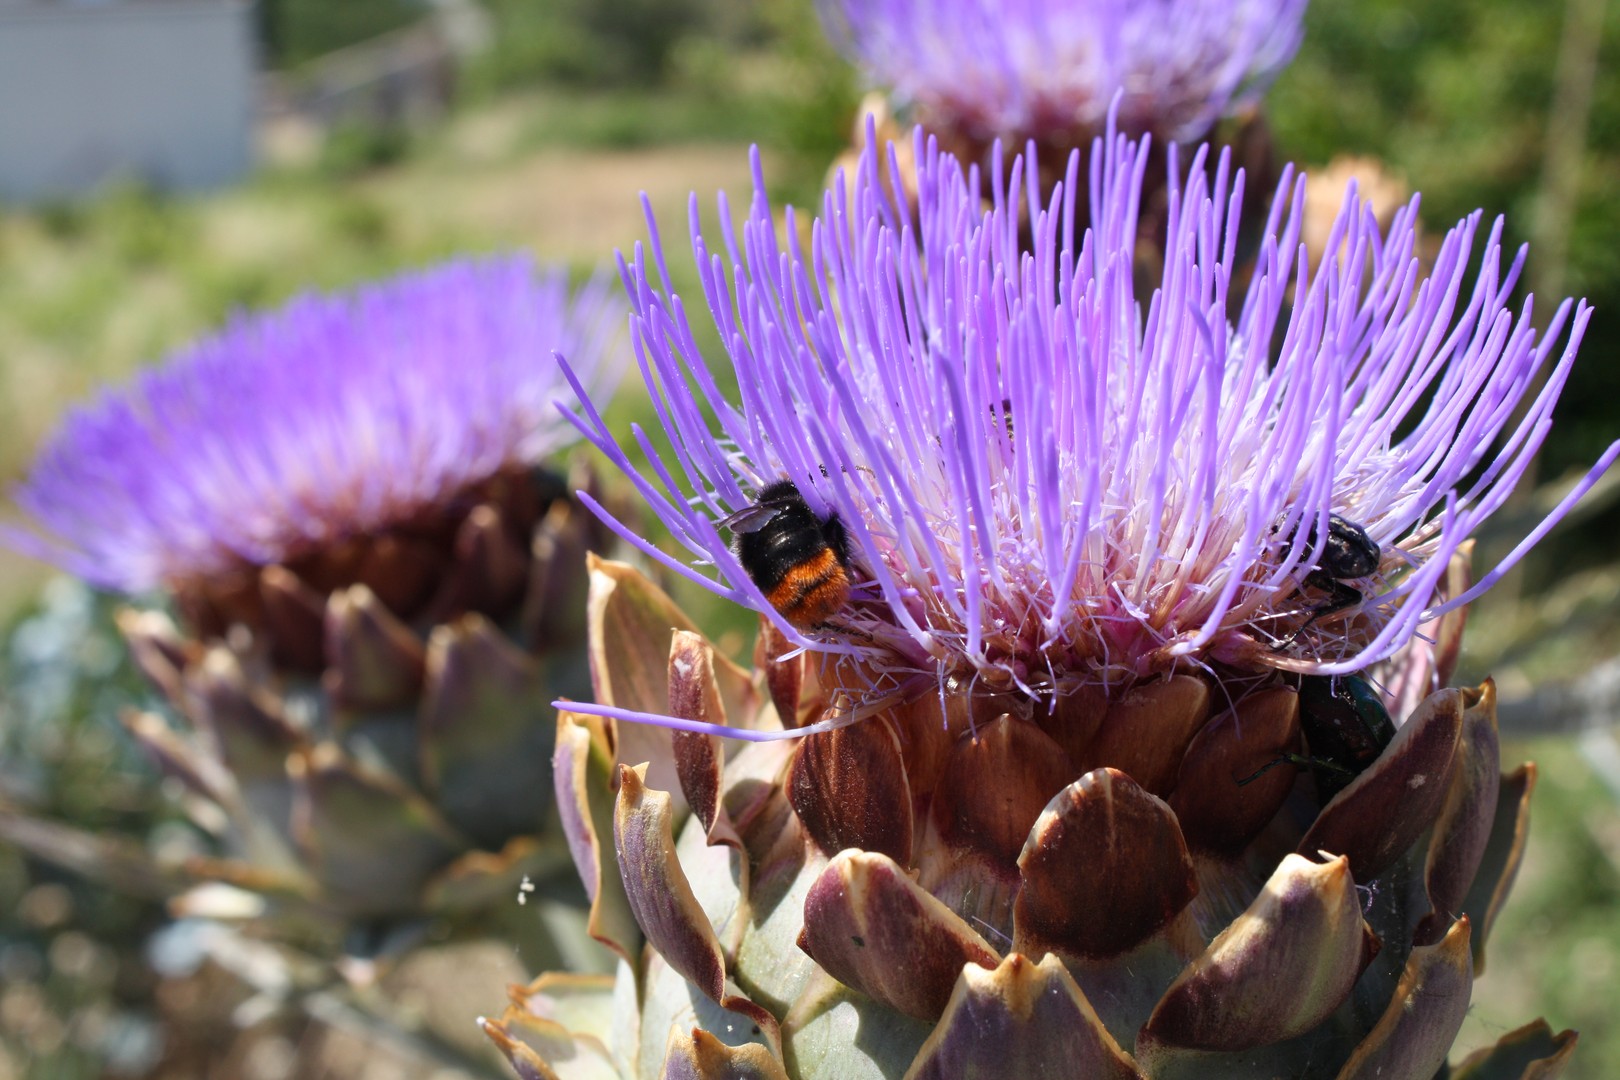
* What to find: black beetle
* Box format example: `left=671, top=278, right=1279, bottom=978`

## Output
left=1295, top=674, right=1397, bottom=801
left=1239, top=674, right=1396, bottom=802
left=1273, top=512, right=1383, bottom=649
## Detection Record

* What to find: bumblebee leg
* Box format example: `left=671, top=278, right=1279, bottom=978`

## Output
left=814, top=619, right=875, bottom=643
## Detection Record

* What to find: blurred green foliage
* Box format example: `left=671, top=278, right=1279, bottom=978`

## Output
left=0, top=584, right=177, bottom=1079
left=319, top=121, right=417, bottom=178
left=466, top=0, right=856, bottom=198
left=1268, top=0, right=1620, bottom=481
left=0, top=584, right=156, bottom=830
left=1462, top=738, right=1620, bottom=1079
left=471, top=0, right=712, bottom=90
left=259, top=0, right=425, bottom=69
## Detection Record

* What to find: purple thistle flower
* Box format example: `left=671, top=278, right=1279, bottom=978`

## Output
left=820, top=0, right=1308, bottom=144
left=561, top=128, right=1618, bottom=722
left=10, top=255, right=620, bottom=594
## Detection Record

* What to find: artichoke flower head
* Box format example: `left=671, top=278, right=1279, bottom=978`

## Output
left=819, top=0, right=1306, bottom=148
left=819, top=0, right=1306, bottom=237
left=482, top=128, right=1611, bottom=1079
left=5, top=255, right=623, bottom=940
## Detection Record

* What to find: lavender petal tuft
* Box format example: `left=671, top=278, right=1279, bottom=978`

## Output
left=563, top=129, right=1617, bottom=713
left=10, top=255, right=620, bottom=593
left=820, top=0, right=1309, bottom=143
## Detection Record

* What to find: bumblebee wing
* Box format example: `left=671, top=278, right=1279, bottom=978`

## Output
left=718, top=503, right=783, bottom=535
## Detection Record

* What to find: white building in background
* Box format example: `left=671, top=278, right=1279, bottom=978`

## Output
left=0, top=0, right=256, bottom=202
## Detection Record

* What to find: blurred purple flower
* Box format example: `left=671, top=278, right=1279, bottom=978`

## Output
left=11, top=255, right=619, bottom=593
left=819, top=0, right=1308, bottom=144
left=562, top=130, right=1618, bottom=718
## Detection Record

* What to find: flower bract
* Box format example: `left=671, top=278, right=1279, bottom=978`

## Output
left=482, top=557, right=1577, bottom=1079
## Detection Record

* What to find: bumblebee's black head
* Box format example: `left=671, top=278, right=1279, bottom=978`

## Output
left=743, top=480, right=851, bottom=576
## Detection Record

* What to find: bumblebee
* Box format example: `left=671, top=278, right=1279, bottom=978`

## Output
left=725, top=479, right=854, bottom=629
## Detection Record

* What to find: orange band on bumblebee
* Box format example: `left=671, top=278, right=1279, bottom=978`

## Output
left=765, top=548, right=852, bottom=629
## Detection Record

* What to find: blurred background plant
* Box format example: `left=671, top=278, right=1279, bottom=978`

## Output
left=0, top=0, right=1616, bottom=1076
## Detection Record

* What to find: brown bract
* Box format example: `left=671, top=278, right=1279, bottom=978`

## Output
left=174, top=463, right=586, bottom=667
left=482, top=558, right=1572, bottom=1079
